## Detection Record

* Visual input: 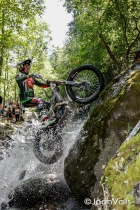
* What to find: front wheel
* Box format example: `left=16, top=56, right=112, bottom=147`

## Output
left=66, top=64, right=104, bottom=104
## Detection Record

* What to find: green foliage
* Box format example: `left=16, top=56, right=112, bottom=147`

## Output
left=1, top=0, right=140, bottom=105
left=0, top=0, right=52, bottom=102
left=60, top=0, right=140, bottom=82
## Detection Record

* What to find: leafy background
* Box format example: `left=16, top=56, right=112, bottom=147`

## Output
left=0, top=0, right=140, bottom=105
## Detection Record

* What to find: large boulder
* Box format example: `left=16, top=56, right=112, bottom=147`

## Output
left=64, top=63, right=140, bottom=206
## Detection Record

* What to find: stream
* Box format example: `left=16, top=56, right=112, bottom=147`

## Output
left=0, top=112, right=89, bottom=210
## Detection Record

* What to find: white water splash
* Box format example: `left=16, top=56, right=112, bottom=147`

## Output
left=0, top=112, right=86, bottom=209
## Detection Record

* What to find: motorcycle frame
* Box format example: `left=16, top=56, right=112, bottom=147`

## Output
left=48, top=82, right=67, bottom=118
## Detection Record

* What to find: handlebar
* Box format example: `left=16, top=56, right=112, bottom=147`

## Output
left=34, top=74, right=88, bottom=87
left=33, top=74, right=67, bottom=85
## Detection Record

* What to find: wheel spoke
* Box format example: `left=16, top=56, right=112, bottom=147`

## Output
left=71, top=69, right=100, bottom=99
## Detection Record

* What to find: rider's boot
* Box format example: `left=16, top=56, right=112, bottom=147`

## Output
left=40, top=110, right=56, bottom=126
left=43, top=117, right=56, bottom=127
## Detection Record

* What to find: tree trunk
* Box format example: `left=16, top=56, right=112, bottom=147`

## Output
left=0, top=10, right=5, bottom=77
left=99, top=32, right=122, bottom=73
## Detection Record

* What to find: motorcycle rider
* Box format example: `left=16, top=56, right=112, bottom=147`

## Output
left=15, top=59, right=55, bottom=126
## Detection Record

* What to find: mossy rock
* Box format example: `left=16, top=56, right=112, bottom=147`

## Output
left=102, top=133, right=140, bottom=210
left=64, top=63, right=140, bottom=205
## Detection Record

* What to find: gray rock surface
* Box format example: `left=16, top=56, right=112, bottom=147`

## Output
left=64, top=63, right=140, bottom=206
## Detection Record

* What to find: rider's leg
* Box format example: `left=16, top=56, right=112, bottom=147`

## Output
left=23, top=98, right=55, bottom=126
left=23, top=98, right=45, bottom=111
left=30, top=98, right=44, bottom=112
left=43, top=100, right=50, bottom=111
left=22, top=98, right=50, bottom=111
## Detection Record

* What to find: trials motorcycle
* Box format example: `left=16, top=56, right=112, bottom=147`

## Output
left=33, top=64, right=104, bottom=164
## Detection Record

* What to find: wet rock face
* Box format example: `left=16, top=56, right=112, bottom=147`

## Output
left=64, top=63, right=140, bottom=204
left=8, top=177, right=72, bottom=208
left=131, top=182, right=140, bottom=205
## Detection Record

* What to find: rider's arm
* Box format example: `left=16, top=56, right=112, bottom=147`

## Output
left=34, top=78, right=50, bottom=88
left=15, top=73, right=29, bottom=83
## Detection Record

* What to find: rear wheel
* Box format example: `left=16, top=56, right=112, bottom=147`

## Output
left=33, top=128, right=63, bottom=164
left=66, top=64, right=104, bottom=104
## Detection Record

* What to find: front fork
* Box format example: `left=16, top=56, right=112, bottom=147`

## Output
left=50, top=83, right=64, bottom=103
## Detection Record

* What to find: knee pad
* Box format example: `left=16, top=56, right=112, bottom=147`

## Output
left=38, top=101, right=44, bottom=109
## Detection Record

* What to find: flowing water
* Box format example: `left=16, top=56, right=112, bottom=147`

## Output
left=0, top=112, right=89, bottom=210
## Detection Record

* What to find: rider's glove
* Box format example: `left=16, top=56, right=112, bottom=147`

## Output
left=30, top=73, right=37, bottom=78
